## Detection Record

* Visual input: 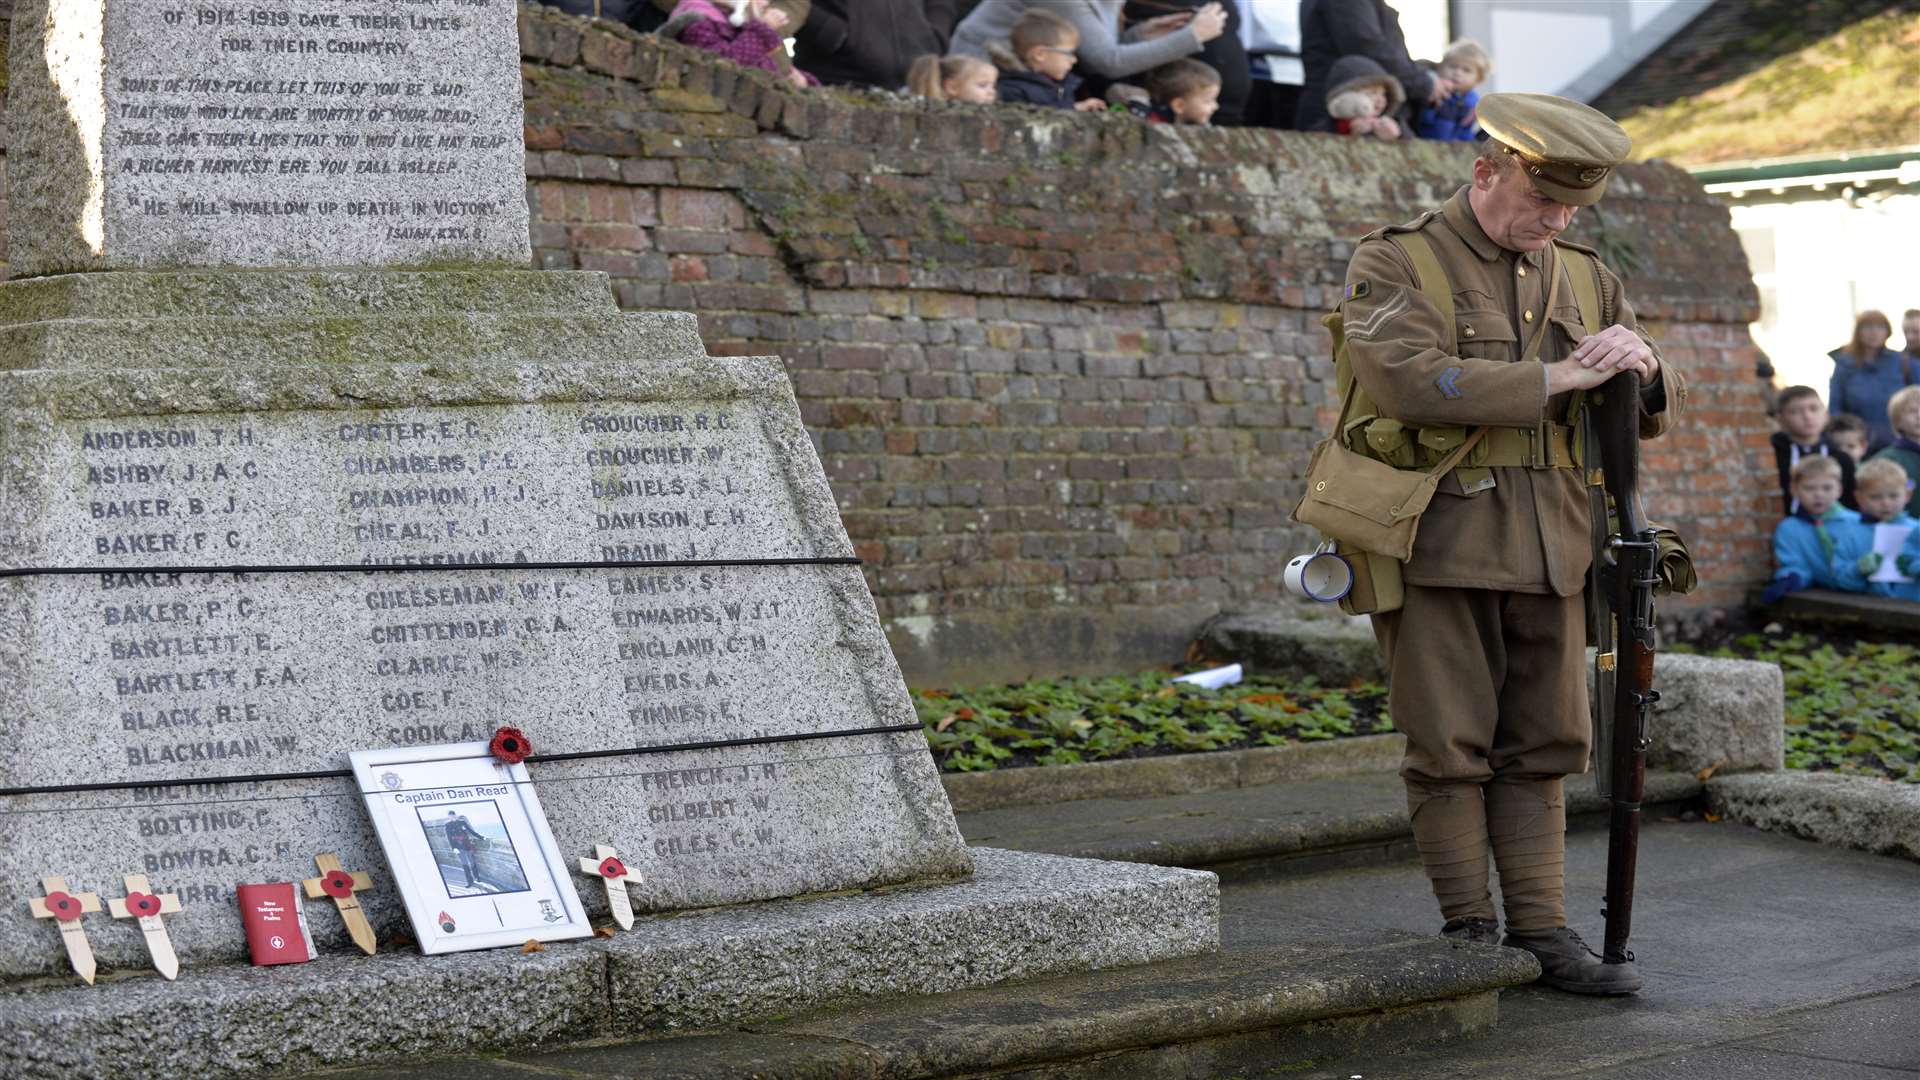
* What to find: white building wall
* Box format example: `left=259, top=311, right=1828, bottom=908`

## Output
left=1729, top=193, right=1920, bottom=403
left=1449, top=0, right=1707, bottom=99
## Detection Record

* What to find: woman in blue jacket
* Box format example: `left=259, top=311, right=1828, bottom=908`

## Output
left=1828, top=310, right=1913, bottom=451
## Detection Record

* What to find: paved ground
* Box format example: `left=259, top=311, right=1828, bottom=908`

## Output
left=1221, top=817, right=1920, bottom=1078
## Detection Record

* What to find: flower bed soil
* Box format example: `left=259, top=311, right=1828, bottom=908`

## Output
left=915, top=671, right=1391, bottom=773
left=1673, top=613, right=1920, bottom=783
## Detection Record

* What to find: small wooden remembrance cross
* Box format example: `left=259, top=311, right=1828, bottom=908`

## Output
left=29, top=876, right=102, bottom=984
left=108, top=874, right=183, bottom=980
left=303, top=853, right=377, bottom=955
left=578, top=845, right=642, bottom=930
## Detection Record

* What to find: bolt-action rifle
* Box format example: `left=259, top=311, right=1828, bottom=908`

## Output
left=1587, top=370, right=1661, bottom=968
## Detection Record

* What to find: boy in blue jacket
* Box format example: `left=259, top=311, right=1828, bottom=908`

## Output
left=1831, top=458, right=1920, bottom=598
left=1764, top=455, right=1859, bottom=602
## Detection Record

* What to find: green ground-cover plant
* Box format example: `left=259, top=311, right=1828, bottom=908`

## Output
left=915, top=671, right=1392, bottom=773
left=1673, top=631, right=1920, bottom=782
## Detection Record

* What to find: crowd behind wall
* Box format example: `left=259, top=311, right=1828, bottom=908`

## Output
left=0, top=4, right=1781, bottom=681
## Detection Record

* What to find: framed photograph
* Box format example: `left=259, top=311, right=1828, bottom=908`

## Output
left=350, top=741, right=591, bottom=954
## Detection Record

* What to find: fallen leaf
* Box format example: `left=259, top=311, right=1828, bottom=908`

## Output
left=1694, top=757, right=1728, bottom=782
left=1703, top=812, right=1722, bottom=824
left=522, top=940, right=547, bottom=953
left=1155, top=686, right=1178, bottom=699
left=593, top=927, right=616, bottom=939
left=935, top=714, right=958, bottom=732
left=955, top=707, right=975, bottom=720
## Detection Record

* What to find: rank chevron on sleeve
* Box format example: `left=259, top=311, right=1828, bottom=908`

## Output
left=1436, top=366, right=1463, bottom=400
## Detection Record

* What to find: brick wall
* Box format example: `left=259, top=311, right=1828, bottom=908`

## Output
left=0, top=5, right=1778, bottom=682
left=514, top=7, right=1774, bottom=680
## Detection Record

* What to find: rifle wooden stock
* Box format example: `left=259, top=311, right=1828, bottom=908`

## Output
left=1592, top=371, right=1661, bottom=966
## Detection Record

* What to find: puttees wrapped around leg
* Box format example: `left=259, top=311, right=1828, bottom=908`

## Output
left=1405, top=779, right=1493, bottom=922
left=1487, top=776, right=1568, bottom=933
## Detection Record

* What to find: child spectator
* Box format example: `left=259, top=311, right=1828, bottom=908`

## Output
left=1322, top=55, right=1403, bottom=140
left=1826, top=413, right=1870, bottom=465
left=990, top=9, right=1107, bottom=111
left=1771, top=385, right=1856, bottom=514
left=662, top=0, right=818, bottom=86
left=906, top=55, right=998, bottom=103
left=1831, top=459, right=1920, bottom=597
left=1411, top=39, right=1489, bottom=141
left=1144, top=59, right=1223, bottom=124
left=1867, top=385, right=1920, bottom=518
left=1763, top=455, right=1860, bottom=603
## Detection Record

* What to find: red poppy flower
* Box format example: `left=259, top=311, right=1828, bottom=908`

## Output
left=44, top=891, right=81, bottom=920
left=319, top=870, right=356, bottom=899
left=489, top=726, right=531, bottom=764
left=597, top=856, right=628, bottom=880
left=126, top=891, right=162, bottom=917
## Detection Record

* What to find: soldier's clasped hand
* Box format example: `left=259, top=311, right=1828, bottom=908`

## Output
left=1569, top=324, right=1659, bottom=382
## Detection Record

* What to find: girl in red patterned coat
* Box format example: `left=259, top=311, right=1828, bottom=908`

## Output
left=663, top=0, right=819, bottom=86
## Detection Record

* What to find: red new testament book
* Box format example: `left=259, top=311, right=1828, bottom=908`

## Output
left=237, top=882, right=316, bottom=965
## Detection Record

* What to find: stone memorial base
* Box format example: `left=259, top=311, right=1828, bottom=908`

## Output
left=0, top=849, right=1218, bottom=1079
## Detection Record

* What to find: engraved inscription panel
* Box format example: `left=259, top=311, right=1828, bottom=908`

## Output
left=0, top=735, right=956, bottom=974
left=100, top=0, right=527, bottom=267
left=43, top=404, right=832, bottom=568
left=0, top=396, right=970, bottom=974
left=11, top=402, right=866, bottom=789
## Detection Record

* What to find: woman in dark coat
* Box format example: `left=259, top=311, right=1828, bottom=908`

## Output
left=1294, top=0, right=1442, bottom=132
left=794, top=0, right=958, bottom=89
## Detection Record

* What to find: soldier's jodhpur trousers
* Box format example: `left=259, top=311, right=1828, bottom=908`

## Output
left=1371, top=583, right=1589, bottom=932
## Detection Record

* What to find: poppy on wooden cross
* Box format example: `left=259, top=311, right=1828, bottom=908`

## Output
left=108, top=873, right=183, bottom=980
left=577, top=844, right=643, bottom=931
left=29, top=876, right=102, bottom=984
left=303, top=853, right=377, bottom=955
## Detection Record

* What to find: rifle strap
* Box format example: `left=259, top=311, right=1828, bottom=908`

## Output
left=1388, top=230, right=1457, bottom=353
left=1558, top=243, right=1608, bottom=485
left=1331, top=230, right=1461, bottom=441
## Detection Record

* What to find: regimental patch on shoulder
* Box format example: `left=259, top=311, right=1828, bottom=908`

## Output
left=1344, top=281, right=1370, bottom=301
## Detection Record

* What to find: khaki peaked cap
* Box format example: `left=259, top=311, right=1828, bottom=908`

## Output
left=1477, top=93, right=1632, bottom=206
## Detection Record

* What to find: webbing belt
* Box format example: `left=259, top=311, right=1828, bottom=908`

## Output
left=1415, top=421, right=1579, bottom=470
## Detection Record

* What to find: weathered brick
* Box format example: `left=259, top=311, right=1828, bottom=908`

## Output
left=506, top=29, right=1772, bottom=628
left=659, top=189, right=746, bottom=230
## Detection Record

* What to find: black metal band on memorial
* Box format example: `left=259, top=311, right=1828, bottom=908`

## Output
left=0, top=551, right=901, bottom=798
left=0, top=554, right=863, bottom=580
left=0, top=723, right=928, bottom=798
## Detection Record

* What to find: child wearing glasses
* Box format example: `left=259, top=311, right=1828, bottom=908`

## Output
left=991, top=10, right=1108, bottom=111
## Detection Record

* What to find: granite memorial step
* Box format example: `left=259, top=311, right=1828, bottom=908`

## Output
left=0, top=301, right=707, bottom=369
left=0, top=848, right=1218, bottom=1079
left=0, top=269, right=619, bottom=322
left=302, top=934, right=1538, bottom=1080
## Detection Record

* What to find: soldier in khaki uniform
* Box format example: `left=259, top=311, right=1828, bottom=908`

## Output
left=1338, top=94, right=1686, bottom=994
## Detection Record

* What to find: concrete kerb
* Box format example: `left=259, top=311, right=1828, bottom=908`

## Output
left=1194, top=610, right=1385, bottom=683
left=1195, top=608, right=1787, bottom=781
left=1708, top=772, right=1920, bottom=863
left=941, top=733, right=1408, bottom=811
left=0, top=849, right=1217, bottom=1080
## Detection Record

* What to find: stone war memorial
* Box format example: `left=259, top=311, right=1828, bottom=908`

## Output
left=0, top=2, right=1216, bottom=1075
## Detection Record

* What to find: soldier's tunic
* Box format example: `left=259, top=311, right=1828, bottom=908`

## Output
left=1340, top=187, right=1687, bottom=789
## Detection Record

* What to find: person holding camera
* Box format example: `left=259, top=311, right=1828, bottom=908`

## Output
left=1330, top=94, right=1686, bottom=995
